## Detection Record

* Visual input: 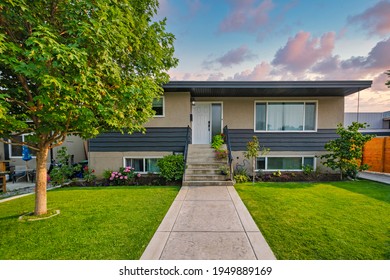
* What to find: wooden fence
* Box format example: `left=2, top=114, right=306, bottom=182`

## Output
left=362, top=137, right=390, bottom=173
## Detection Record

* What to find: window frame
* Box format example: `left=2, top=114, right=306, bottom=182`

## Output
left=122, top=156, right=163, bottom=174
left=152, top=96, right=165, bottom=118
left=255, top=155, right=316, bottom=172
left=254, top=100, right=318, bottom=132
left=8, top=134, right=36, bottom=159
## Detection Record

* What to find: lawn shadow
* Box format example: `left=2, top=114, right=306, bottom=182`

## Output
left=333, top=180, right=390, bottom=205
left=0, top=214, right=22, bottom=221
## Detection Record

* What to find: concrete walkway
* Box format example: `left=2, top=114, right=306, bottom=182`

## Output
left=358, top=171, right=390, bottom=184
left=141, top=185, right=276, bottom=260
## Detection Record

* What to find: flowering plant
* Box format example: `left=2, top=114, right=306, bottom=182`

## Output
left=83, top=166, right=96, bottom=183
left=108, top=166, right=140, bottom=185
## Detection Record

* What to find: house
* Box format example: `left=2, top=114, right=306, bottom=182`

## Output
left=1, top=135, right=87, bottom=177
left=345, top=111, right=390, bottom=136
left=88, top=80, right=372, bottom=177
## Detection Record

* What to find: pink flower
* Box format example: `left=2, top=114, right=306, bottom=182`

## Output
left=109, top=177, right=114, bottom=181
left=124, top=176, right=128, bottom=180
left=137, top=173, right=141, bottom=178
left=120, top=176, right=123, bottom=179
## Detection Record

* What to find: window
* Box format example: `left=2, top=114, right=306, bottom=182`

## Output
left=124, top=158, right=161, bottom=173
left=9, top=134, right=37, bottom=158
left=255, top=101, right=317, bottom=131
left=152, top=97, right=164, bottom=117
left=256, top=156, right=315, bottom=171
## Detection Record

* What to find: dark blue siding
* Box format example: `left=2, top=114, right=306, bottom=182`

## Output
left=89, top=127, right=190, bottom=152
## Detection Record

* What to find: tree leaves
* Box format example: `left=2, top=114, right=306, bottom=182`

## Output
left=321, top=122, right=375, bottom=179
left=0, top=0, right=178, bottom=148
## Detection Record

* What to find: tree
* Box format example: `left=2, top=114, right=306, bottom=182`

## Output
left=0, top=0, right=178, bottom=215
left=244, top=136, right=269, bottom=184
left=386, top=70, right=390, bottom=88
left=321, top=122, right=374, bottom=180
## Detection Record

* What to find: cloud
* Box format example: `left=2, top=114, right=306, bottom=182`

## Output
left=230, top=62, right=273, bottom=80
left=202, top=45, right=257, bottom=69
left=348, top=0, right=390, bottom=36
left=218, top=0, right=275, bottom=33
left=272, top=31, right=336, bottom=72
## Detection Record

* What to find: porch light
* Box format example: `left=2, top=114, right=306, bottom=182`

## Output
left=191, top=97, right=195, bottom=106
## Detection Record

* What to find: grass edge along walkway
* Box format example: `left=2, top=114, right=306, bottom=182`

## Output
left=0, top=186, right=179, bottom=260
left=235, top=180, right=390, bottom=260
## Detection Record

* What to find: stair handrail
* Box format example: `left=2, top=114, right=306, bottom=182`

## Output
left=183, top=125, right=191, bottom=180
left=223, top=125, right=234, bottom=181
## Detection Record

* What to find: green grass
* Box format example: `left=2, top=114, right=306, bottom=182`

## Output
left=0, top=186, right=179, bottom=260
left=235, top=180, right=390, bottom=260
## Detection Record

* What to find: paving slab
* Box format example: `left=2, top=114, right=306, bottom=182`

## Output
left=173, top=200, right=243, bottom=232
left=358, top=171, right=390, bottom=185
left=160, top=232, right=256, bottom=260
left=141, top=184, right=276, bottom=260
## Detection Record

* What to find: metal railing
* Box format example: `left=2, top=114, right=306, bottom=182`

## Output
left=223, top=125, right=234, bottom=181
left=183, top=125, right=191, bottom=180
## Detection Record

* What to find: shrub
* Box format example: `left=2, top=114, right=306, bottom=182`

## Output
left=234, top=174, right=249, bottom=183
left=49, top=147, right=80, bottom=186
left=215, top=149, right=228, bottom=160
left=157, top=154, right=184, bottom=182
left=321, top=122, right=374, bottom=179
left=302, top=164, right=314, bottom=175
left=108, top=166, right=140, bottom=185
left=211, top=134, right=224, bottom=149
left=83, top=166, right=97, bottom=183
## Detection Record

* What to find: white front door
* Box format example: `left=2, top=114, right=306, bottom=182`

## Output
left=193, top=103, right=211, bottom=144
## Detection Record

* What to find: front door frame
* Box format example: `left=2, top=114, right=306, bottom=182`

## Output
left=192, top=101, right=223, bottom=144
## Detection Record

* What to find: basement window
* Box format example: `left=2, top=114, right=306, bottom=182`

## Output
left=124, top=157, right=161, bottom=173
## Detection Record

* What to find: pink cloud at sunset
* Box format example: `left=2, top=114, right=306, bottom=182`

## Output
left=348, top=0, right=390, bottom=36
left=218, top=0, right=274, bottom=33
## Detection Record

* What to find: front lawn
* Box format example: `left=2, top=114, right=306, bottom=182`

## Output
left=235, top=181, right=390, bottom=260
left=0, top=186, right=179, bottom=260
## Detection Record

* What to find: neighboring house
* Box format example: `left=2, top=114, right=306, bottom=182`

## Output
left=345, top=111, right=390, bottom=136
left=89, top=80, right=372, bottom=176
left=1, top=135, right=87, bottom=172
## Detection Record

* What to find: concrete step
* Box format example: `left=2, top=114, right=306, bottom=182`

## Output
left=186, top=163, right=224, bottom=169
left=187, top=159, right=227, bottom=164
left=185, top=169, right=221, bottom=175
left=182, top=180, right=234, bottom=187
left=185, top=174, right=228, bottom=181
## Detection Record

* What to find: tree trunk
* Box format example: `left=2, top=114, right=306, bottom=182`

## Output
left=252, top=157, right=255, bottom=185
left=35, top=147, right=49, bottom=215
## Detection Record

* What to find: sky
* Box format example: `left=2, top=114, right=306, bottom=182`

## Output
left=157, top=0, right=390, bottom=112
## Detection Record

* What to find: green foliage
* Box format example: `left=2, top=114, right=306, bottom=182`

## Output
left=211, top=134, right=224, bottom=149
left=244, top=136, right=270, bottom=184
left=0, top=0, right=178, bottom=213
left=219, top=165, right=230, bottom=176
left=302, top=164, right=314, bottom=175
left=82, top=166, right=96, bottom=184
left=49, top=147, right=79, bottom=186
left=234, top=166, right=250, bottom=183
left=102, top=169, right=113, bottom=180
left=234, top=174, right=249, bottom=183
left=215, top=149, right=228, bottom=160
left=157, top=154, right=184, bottom=182
left=321, top=122, right=375, bottom=179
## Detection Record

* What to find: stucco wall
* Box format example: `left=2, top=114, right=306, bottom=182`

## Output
left=6, top=135, right=86, bottom=169
left=194, top=96, right=344, bottom=130
left=89, top=151, right=173, bottom=177
left=146, top=91, right=191, bottom=128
